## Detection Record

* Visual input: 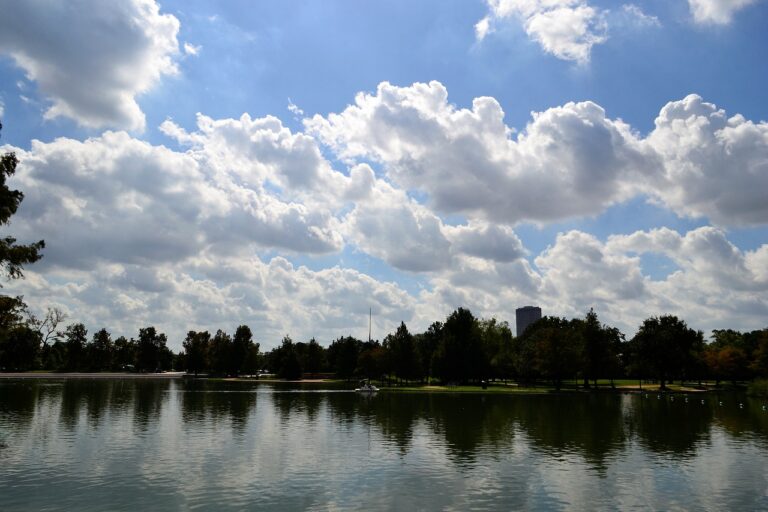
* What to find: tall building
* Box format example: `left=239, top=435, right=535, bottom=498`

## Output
left=516, top=306, right=542, bottom=336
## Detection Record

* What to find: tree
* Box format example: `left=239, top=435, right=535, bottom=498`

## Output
left=89, top=328, right=113, bottom=371
left=384, top=322, right=419, bottom=384
left=749, top=330, right=768, bottom=378
left=480, top=318, right=513, bottom=382
left=28, top=307, right=66, bottom=347
left=357, top=342, right=386, bottom=381
left=135, top=326, right=168, bottom=372
left=207, top=329, right=232, bottom=375
left=327, top=336, right=360, bottom=381
left=433, top=308, right=483, bottom=384
left=113, top=335, right=136, bottom=371
left=274, top=336, right=302, bottom=380
left=581, top=309, right=606, bottom=388
left=530, top=320, right=581, bottom=390
left=303, top=338, right=325, bottom=376
left=63, top=323, right=88, bottom=371
left=0, top=299, right=40, bottom=371
left=629, top=315, right=703, bottom=390
left=0, top=123, right=45, bottom=282
left=183, top=330, right=210, bottom=376
left=0, top=122, right=45, bottom=372
left=415, top=321, right=442, bottom=382
left=230, top=325, right=253, bottom=376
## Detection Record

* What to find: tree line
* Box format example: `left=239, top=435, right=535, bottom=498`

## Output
left=258, top=307, right=768, bottom=389
left=2, top=297, right=767, bottom=388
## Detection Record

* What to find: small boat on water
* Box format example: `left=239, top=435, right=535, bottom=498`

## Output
left=355, top=380, right=379, bottom=393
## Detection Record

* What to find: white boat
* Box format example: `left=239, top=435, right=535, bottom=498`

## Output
left=356, top=380, right=379, bottom=393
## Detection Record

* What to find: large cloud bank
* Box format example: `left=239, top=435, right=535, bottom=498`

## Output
left=4, top=81, right=767, bottom=345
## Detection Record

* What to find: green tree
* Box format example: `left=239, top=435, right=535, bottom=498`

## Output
left=208, top=329, right=232, bottom=375
left=63, top=323, right=88, bottom=371
left=357, top=342, right=386, bottom=381
left=415, top=321, right=442, bottom=382
left=327, top=336, right=360, bottom=381
left=303, top=338, right=325, bottom=376
left=135, top=326, right=168, bottom=372
left=230, top=325, right=253, bottom=376
left=480, top=318, right=513, bottom=382
left=581, top=309, right=606, bottom=388
left=749, top=329, right=768, bottom=377
left=0, top=320, right=39, bottom=371
left=384, top=322, right=419, bottom=384
left=89, top=328, right=113, bottom=371
left=113, top=335, right=136, bottom=371
left=527, top=317, right=581, bottom=390
left=629, top=315, right=703, bottom=390
left=433, top=308, right=484, bottom=384
left=274, top=335, right=302, bottom=380
left=0, top=123, right=45, bottom=372
left=0, top=123, right=44, bottom=282
left=183, top=330, right=210, bottom=375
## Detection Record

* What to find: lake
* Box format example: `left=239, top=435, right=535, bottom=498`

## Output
left=1, top=378, right=767, bottom=511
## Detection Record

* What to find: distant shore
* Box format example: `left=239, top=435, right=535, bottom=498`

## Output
left=0, top=372, right=185, bottom=379
left=0, top=373, right=735, bottom=394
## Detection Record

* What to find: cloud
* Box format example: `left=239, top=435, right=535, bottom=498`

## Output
left=8, top=254, right=417, bottom=349
left=343, top=180, right=453, bottom=272
left=445, top=222, right=526, bottom=262
left=0, top=0, right=181, bottom=131
left=646, top=94, right=768, bottom=225
left=422, top=226, right=768, bottom=336
left=687, top=0, right=759, bottom=24
left=307, top=82, right=768, bottom=227
left=6, top=130, right=344, bottom=272
left=306, top=81, right=649, bottom=224
left=183, top=42, right=201, bottom=56
left=3, top=83, right=767, bottom=344
left=616, top=4, right=661, bottom=28
left=160, top=113, right=350, bottom=205
left=476, top=0, right=608, bottom=63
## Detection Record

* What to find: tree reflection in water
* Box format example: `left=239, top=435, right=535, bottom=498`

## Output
left=2, top=379, right=767, bottom=469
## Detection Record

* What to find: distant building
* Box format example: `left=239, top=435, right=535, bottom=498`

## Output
left=516, top=306, right=542, bottom=336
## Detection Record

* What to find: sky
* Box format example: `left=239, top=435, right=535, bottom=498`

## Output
left=0, top=0, right=767, bottom=350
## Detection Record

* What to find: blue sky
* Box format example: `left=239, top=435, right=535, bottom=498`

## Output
left=0, top=0, right=767, bottom=348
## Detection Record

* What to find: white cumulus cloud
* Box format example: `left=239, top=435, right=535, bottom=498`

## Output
left=688, top=0, right=759, bottom=24
left=476, top=0, right=608, bottom=63
left=307, top=81, right=768, bottom=227
left=0, top=0, right=181, bottom=131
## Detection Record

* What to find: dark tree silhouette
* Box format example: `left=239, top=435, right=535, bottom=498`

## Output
left=0, top=122, right=44, bottom=282
left=629, top=315, right=703, bottom=389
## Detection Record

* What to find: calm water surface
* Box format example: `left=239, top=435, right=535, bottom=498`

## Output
left=1, top=379, right=767, bottom=511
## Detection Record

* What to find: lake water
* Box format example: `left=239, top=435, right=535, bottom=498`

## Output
left=1, top=379, right=767, bottom=511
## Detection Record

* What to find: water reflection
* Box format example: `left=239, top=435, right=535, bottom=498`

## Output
left=180, top=380, right=257, bottom=434
left=626, top=394, right=714, bottom=457
left=1, top=380, right=767, bottom=511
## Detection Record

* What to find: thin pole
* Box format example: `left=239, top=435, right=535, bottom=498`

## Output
left=368, top=307, right=372, bottom=343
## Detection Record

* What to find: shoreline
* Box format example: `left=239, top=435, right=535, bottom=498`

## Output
left=0, top=372, right=185, bottom=379
left=0, top=373, right=737, bottom=394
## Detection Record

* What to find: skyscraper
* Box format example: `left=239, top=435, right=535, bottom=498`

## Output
left=516, top=306, right=542, bottom=336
